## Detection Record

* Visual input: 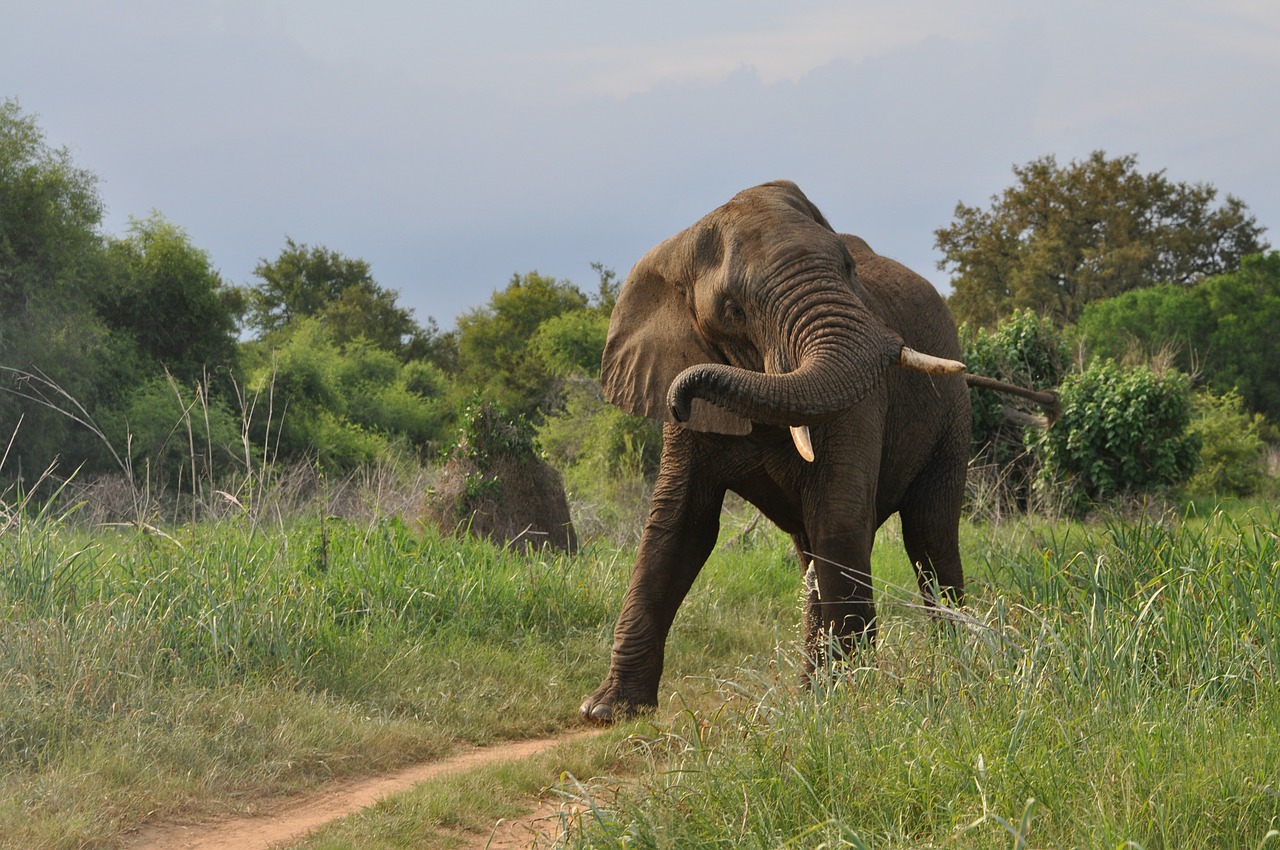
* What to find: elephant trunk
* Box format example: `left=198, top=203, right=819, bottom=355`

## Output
left=667, top=292, right=901, bottom=428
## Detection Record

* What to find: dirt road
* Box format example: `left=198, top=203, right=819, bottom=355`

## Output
left=127, top=730, right=599, bottom=850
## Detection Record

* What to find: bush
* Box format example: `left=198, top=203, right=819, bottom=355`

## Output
left=1186, top=389, right=1266, bottom=497
left=538, top=380, right=661, bottom=543
left=963, top=310, right=1069, bottom=456
left=1037, top=360, right=1199, bottom=509
left=103, top=377, right=242, bottom=489
left=961, top=311, right=1068, bottom=512
left=245, top=319, right=450, bottom=469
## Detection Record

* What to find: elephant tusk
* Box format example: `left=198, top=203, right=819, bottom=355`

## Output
left=790, top=425, right=815, bottom=462
left=898, top=346, right=966, bottom=375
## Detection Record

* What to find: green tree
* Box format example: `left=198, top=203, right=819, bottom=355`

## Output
left=1078, top=252, right=1280, bottom=420
left=0, top=100, right=122, bottom=482
left=454, top=271, right=589, bottom=416
left=0, top=100, right=104, bottom=320
left=244, top=319, right=449, bottom=468
left=247, top=239, right=418, bottom=352
left=938, top=151, right=1268, bottom=327
left=97, top=214, right=244, bottom=390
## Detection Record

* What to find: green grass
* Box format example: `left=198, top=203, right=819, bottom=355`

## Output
left=0, top=502, right=804, bottom=849
left=4, top=499, right=1279, bottom=848
left=558, top=506, right=1280, bottom=849
left=0, top=510, right=609, bottom=848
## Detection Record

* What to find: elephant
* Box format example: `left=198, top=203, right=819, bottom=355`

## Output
left=580, top=180, right=978, bottom=724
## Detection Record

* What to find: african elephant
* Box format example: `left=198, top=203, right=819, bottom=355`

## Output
left=581, top=180, right=972, bottom=724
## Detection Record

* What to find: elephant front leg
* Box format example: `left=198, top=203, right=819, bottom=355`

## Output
left=803, top=553, right=876, bottom=669
left=796, top=514, right=878, bottom=673
left=581, top=449, right=725, bottom=724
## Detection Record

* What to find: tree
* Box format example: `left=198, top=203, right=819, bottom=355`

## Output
left=247, top=239, right=418, bottom=352
left=1078, top=252, right=1280, bottom=420
left=454, top=271, right=589, bottom=416
left=98, top=214, right=244, bottom=389
left=0, top=99, right=104, bottom=321
left=0, top=100, right=121, bottom=483
left=938, top=152, right=1268, bottom=326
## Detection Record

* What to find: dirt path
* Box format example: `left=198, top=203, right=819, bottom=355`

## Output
left=128, top=729, right=600, bottom=850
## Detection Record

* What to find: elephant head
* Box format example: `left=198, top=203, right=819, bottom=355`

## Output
left=602, top=180, right=962, bottom=457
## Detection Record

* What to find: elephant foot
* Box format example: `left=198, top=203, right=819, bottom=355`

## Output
left=579, top=680, right=657, bottom=725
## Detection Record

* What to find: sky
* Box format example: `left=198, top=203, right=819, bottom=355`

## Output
left=4, top=1, right=1278, bottom=329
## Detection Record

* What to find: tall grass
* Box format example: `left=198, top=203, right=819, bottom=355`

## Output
left=0, top=492, right=628, bottom=849
left=564, top=507, right=1280, bottom=849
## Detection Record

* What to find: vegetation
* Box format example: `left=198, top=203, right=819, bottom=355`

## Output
left=558, top=508, right=1280, bottom=849
left=3, top=101, right=1280, bottom=848
left=1078, top=252, right=1280, bottom=420
left=938, top=151, right=1268, bottom=327
left=1036, top=360, right=1201, bottom=509
left=961, top=311, right=1069, bottom=512
left=5, top=485, right=1278, bottom=848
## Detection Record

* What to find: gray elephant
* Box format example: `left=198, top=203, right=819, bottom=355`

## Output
left=581, top=180, right=976, bottom=724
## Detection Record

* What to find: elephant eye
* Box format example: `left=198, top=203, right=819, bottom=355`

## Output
left=722, top=298, right=745, bottom=323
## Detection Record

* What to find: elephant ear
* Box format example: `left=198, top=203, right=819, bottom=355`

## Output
left=602, top=248, right=752, bottom=435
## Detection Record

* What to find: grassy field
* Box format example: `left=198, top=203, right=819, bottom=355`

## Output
left=2, top=493, right=1278, bottom=848
left=555, top=506, right=1280, bottom=849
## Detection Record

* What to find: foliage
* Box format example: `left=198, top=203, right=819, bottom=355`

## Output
left=447, top=397, right=538, bottom=509
left=939, top=151, right=1268, bottom=327
left=97, top=213, right=244, bottom=392
left=246, top=238, right=419, bottom=353
left=245, top=320, right=449, bottom=469
left=0, top=100, right=119, bottom=483
left=1186, top=388, right=1267, bottom=497
left=530, top=309, right=609, bottom=378
left=0, top=99, right=104, bottom=320
left=95, top=375, right=242, bottom=489
left=1037, top=359, right=1200, bottom=508
left=454, top=271, right=590, bottom=416
left=1078, top=251, right=1280, bottom=420
left=453, top=397, right=539, bottom=470
left=538, top=379, right=662, bottom=541
left=962, top=310, right=1068, bottom=460
left=538, top=381, right=660, bottom=481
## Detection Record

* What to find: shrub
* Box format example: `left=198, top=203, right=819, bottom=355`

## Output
left=1037, top=359, right=1199, bottom=509
left=961, top=310, right=1068, bottom=512
left=538, top=380, right=661, bottom=542
left=102, top=376, right=241, bottom=489
left=245, top=319, right=450, bottom=468
left=1186, top=389, right=1266, bottom=497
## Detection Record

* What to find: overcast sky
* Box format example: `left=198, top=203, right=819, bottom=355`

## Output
left=5, top=1, right=1278, bottom=327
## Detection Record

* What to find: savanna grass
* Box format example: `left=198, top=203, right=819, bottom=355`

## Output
left=563, top=505, right=1280, bottom=849
left=0, top=504, right=634, bottom=849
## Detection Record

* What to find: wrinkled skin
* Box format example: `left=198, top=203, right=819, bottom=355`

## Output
left=581, top=181, right=970, bottom=724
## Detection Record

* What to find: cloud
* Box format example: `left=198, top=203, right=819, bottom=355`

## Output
left=558, top=2, right=1027, bottom=97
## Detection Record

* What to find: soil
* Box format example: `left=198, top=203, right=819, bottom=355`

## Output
left=127, top=729, right=600, bottom=850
